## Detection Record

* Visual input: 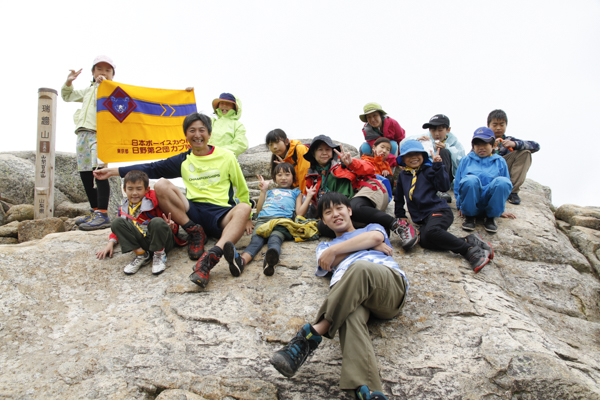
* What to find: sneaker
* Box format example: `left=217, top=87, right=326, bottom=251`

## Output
left=123, top=252, right=151, bottom=275
left=462, top=216, right=476, bottom=231
left=152, top=250, right=168, bottom=275
left=270, top=323, right=322, bottom=378
left=436, top=191, right=452, bottom=203
left=465, top=233, right=494, bottom=259
left=356, top=385, right=389, bottom=400
left=465, top=245, right=491, bottom=273
left=508, top=192, right=521, bottom=205
left=79, top=211, right=111, bottom=231
left=189, top=251, right=221, bottom=288
left=74, top=210, right=95, bottom=226
left=224, top=241, right=245, bottom=277
left=185, top=224, right=207, bottom=260
left=263, top=248, right=279, bottom=276
left=391, top=219, right=419, bottom=250
left=484, top=217, right=498, bottom=233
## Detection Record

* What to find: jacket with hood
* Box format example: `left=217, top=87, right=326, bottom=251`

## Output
left=362, top=116, right=406, bottom=147
left=303, top=136, right=385, bottom=206
left=280, top=139, right=311, bottom=193
left=209, top=95, right=248, bottom=157
left=360, top=154, right=393, bottom=176
left=402, top=131, right=465, bottom=175
left=109, top=190, right=186, bottom=246
left=453, top=151, right=511, bottom=211
left=61, top=81, right=98, bottom=132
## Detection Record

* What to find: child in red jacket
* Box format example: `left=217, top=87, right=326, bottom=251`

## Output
left=95, top=171, right=185, bottom=275
left=359, top=102, right=406, bottom=167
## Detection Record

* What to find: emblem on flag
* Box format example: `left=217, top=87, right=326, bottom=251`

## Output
left=103, top=87, right=137, bottom=123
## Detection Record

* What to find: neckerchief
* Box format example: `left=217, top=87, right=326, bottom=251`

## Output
left=128, top=201, right=144, bottom=235
left=404, top=166, right=420, bottom=201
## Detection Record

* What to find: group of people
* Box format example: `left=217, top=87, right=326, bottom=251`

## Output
left=64, top=56, right=540, bottom=400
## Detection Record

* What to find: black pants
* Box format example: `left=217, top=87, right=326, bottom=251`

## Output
left=418, top=208, right=469, bottom=255
left=318, top=196, right=395, bottom=238
left=439, top=148, right=454, bottom=183
left=80, top=171, right=110, bottom=210
left=111, top=218, right=175, bottom=254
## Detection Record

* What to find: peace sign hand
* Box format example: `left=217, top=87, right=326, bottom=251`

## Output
left=257, top=175, right=272, bottom=192
left=430, top=148, right=442, bottom=163
left=333, top=146, right=353, bottom=166
left=162, top=213, right=176, bottom=230
left=273, top=155, right=284, bottom=165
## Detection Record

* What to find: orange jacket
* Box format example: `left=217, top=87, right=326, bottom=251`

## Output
left=360, top=154, right=392, bottom=176
left=282, top=140, right=310, bottom=192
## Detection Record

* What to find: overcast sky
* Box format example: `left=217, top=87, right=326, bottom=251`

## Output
left=2, top=0, right=599, bottom=207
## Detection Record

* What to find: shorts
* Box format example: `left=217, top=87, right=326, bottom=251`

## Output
left=354, top=180, right=389, bottom=211
left=186, top=200, right=233, bottom=238
left=76, top=129, right=106, bottom=171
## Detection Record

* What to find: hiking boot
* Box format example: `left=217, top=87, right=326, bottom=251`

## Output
left=263, top=248, right=279, bottom=276
left=270, top=323, right=322, bottom=378
left=74, top=210, right=95, bottom=226
left=123, top=252, right=151, bottom=275
left=79, top=211, right=111, bottom=231
left=152, top=250, right=168, bottom=275
left=508, top=192, right=521, bottom=205
left=185, top=224, right=207, bottom=260
left=391, top=219, right=419, bottom=250
left=465, top=233, right=494, bottom=259
left=224, top=241, right=245, bottom=277
left=436, top=191, right=452, bottom=203
left=465, top=245, right=491, bottom=273
left=462, top=215, right=476, bottom=231
left=356, top=385, right=389, bottom=400
left=189, top=251, right=221, bottom=288
left=484, top=217, right=498, bottom=233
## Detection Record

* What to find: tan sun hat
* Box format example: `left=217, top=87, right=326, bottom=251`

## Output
left=359, top=102, right=387, bottom=122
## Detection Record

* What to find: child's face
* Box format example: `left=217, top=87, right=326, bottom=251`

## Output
left=314, top=143, right=333, bottom=167
left=472, top=140, right=494, bottom=157
left=124, top=180, right=149, bottom=205
left=268, top=139, right=289, bottom=158
left=185, top=120, right=211, bottom=154
left=218, top=101, right=235, bottom=115
left=366, top=112, right=383, bottom=129
left=373, top=142, right=392, bottom=159
left=402, top=152, right=424, bottom=169
left=488, top=119, right=507, bottom=138
left=429, top=126, right=450, bottom=141
left=275, top=169, right=294, bottom=189
left=93, top=62, right=114, bottom=81
left=322, top=202, right=353, bottom=235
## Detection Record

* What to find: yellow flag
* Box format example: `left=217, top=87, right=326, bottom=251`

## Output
left=97, top=80, right=196, bottom=163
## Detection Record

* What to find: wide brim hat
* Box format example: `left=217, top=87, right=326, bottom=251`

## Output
left=359, top=102, right=387, bottom=122
left=212, top=93, right=237, bottom=112
left=423, top=114, right=450, bottom=129
left=398, top=139, right=429, bottom=167
left=303, top=135, right=341, bottom=165
left=91, top=55, right=116, bottom=74
left=471, top=127, right=495, bottom=144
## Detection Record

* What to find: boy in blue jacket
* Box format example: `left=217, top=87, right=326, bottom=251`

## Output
left=455, top=128, right=514, bottom=233
left=395, top=140, right=492, bottom=272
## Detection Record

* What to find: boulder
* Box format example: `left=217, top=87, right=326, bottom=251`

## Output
left=568, top=226, right=600, bottom=276
left=556, top=204, right=600, bottom=229
left=0, top=221, right=19, bottom=237
left=55, top=201, right=93, bottom=219
left=0, top=237, right=18, bottom=245
left=0, top=202, right=4, bottom=226
left=5, top=204, right=34, bottom=223
left=17, top=217, right=65, bottom=243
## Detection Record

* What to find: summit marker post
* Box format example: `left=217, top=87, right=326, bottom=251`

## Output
left=35, top=88, right=57, bottom=219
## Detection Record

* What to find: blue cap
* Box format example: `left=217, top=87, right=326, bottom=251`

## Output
left=472, top=127, right=495, bottom=143
left=398, top=139, right=430, bottom=167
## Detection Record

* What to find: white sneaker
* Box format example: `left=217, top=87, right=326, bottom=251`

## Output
left=152, top=251, right=168, bottom=275
left=124, top=252, right=151, bottom=275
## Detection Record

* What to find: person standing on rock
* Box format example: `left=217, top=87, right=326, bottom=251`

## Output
left=270, top=192, right=407, bottom=400
left=61, top=55, right=115, bottom=231
left=208, top=93, right=248, bottom=157
left=93, top=112, right=252, bottom=288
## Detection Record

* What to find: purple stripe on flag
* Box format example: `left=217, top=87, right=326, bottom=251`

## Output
left=97, top=97, right=197, bottom=117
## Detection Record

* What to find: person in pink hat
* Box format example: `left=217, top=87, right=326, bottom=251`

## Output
left=61, top=55, right=116, bottom=231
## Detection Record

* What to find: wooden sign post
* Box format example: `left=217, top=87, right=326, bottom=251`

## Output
left=34, top=88, right=57, bottom=219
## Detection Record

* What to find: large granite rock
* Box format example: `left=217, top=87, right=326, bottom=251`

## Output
left=0, top=177, right=599, bottom=399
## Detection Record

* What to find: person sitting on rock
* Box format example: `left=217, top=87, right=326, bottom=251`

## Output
left=358, top=102, right=406, bottom=165
left=208, top=93, right=248, bottom=157
left=360, top=137, right=396, bottom=189
left=222, top=162, right=316, bottom=277
left=488, top=109, right=540, bottom=205
left=95, top=170, right=186, bottom=276
left=303, top=135, right=418, bottom=250
left=270, top=192, right=408, bottom=400
left=266, top=128, right=311, bottom=193
left=396, top=140, right=492, bottom=273
left=455, top=127, right=516, bottom=233
left=93, top=113, right=252, bottom=289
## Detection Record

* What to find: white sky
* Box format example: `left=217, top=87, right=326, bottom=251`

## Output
left=2, top=0, right=599, bottom=207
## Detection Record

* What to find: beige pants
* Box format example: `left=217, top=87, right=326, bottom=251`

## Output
left=315, top=260, right=407, bottom=396
left=503, top=150, right=532, bottom=194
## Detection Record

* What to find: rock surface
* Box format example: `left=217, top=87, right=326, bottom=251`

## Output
left=5, top=204, right=34, bottom=223
left=1, top=175, right=599, bottom=399
left=17, top=217, right=65, bottom=243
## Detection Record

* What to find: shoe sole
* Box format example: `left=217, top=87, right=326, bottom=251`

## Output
left=484, top=226, right=498, bottom=233
left=473, top=257, right=490, bottom=273
left=224, top=242, right=242, bottom=277
left=79, top=222, right=111, bottom=231
left=270, top=354, right=296, bottom=378
left=152, top=263, right=167, bottom=275
left=402, top=234, right=420, bottom=251
left=462, top=224, right=476, bottom=232
left=263, top=249, right=279, bottom=276
left=469, top=234, right=494, bottom=260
